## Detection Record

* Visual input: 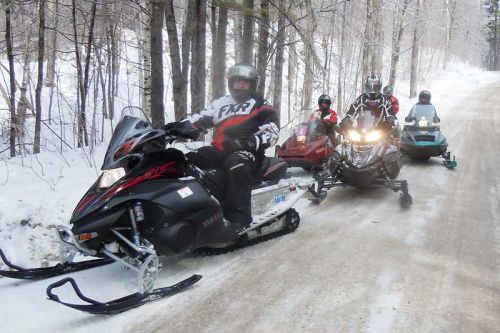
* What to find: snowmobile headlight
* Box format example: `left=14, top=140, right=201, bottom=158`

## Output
left=347, top=130, right=361, bottom=142
left=99, top=167, right=126, bottom=188
left=365, top=130, right=382, bottom=143
left=418, top=117, right=429, bottom=127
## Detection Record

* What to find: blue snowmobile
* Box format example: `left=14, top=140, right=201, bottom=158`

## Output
left=399, top=104, right=457, bottom=169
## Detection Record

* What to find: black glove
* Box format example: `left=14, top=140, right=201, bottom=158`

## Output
left=222, top=136, right=258, bottom=153
left=163, top=120, right=200, bottom=140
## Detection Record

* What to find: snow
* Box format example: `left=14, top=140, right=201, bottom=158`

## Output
left=1, top=55, right=499, bottom=332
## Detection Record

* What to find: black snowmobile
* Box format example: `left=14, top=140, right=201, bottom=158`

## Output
left=309, top=110, right=412, bottom=208
left=0, top=110, right=306, bottom=314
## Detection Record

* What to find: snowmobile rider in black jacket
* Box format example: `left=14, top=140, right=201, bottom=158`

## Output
left=165, top=64, right=279, bottom=232
left=339, top=74, right=396, bottom=132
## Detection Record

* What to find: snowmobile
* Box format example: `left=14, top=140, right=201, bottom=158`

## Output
left=308, top=110, right=413, bottom=208
left=0, top=110, right=307, bottom=314
left=399, top=104, right=457, bottom=169
left=275, top=119, right=335, bottom=171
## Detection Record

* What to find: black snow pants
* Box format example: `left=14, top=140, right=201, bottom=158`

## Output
left=186, top=145, right=260, bottom=228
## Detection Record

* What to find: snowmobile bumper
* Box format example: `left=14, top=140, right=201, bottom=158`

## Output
left=56, top=225, right=98, bottom=257
left=400, top=143, right=447, bottom=158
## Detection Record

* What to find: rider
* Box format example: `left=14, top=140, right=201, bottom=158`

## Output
left=170, top=64, right=279, bottom=232
left=339, top=74, right=396, bottom=132
left=310, top=94, right=338, bottom=144
left=383, top=85, right=399, bottom=115
left=405, top=90, right=440, bottom=122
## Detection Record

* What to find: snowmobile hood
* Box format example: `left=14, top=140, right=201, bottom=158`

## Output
left=72, top=151, right=187, bottom=222
left=102, top=115, right=165, bottom=170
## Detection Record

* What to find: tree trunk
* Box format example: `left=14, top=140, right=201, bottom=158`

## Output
left=302, top=0, right=315, bottom=121
left=45, top=0, right=58, bottom=88
left=272, top=0, right=285, bottom=118
left=5, top=0, right=16, bottom=157
left=388, top=0, right=409, bottom=88
left=234, top=10, right=243, bottom=63
left=18, top=22, right=32, bottom=145
left=337, top=0, right=348, bottom=116
left=165, top=0, right=184, bottom=120
left=256, top=0, right=269, bottom=96
left=191, top=0, right=206, bottom=115
left=150, top=0, right=165, bottom=128
left=242, top=0, right=254, bottom=64
left=287, top=28, right=297, bottom=123
left=410, top=0, right=421, bottom=98
left=361, top=0, right=374, bottom=88
left=371, top=0, right=383, bottom=76
left=34, top=0, right=45, bottom=154
left=212, top=2, right=228, bottom=100
left=140, top=1, right=152, bottom=118
left=181, top=1, right=195, bottom=118
left=443, top=0, right=457, bottom=68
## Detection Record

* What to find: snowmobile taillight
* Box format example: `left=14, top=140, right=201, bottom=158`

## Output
left=98, top=167, right=126, bottom=189
left=77, top=232, right=98, bottom=242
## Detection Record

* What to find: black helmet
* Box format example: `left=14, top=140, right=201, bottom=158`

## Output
left=318, top=94, right=332, bottom=110
left=383, top=85, right=393, bottom=96
left=227, top=64, right=258, bottom=102
left=418, top=90, right=431, bottom=104
left=364, top=74, right=382, bottom=99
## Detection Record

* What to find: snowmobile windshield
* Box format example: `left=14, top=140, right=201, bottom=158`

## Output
left=294, top=120, right=328, bottom=143
left=354, top=111, right=379, bottom=131
left=307, top=119, right=328, bottom=142
left=346, top=111, right=384, bottom=144
left=411, top=105, right=438, bottom=128
left=102, top=110, right=155, bottom=170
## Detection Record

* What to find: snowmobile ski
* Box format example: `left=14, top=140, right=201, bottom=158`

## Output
left=46, top=274, right=202, bottom=314
left=0, top=248, right=113, bottom=280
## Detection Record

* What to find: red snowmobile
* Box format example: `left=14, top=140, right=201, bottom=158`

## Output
left=276, top=119, right=336, bottom=171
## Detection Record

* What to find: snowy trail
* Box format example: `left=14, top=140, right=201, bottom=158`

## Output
left=1, top=76, right=500, bottom=332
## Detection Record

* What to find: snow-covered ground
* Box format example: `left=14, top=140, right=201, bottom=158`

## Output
left=0, top=64, right=499, bottom=332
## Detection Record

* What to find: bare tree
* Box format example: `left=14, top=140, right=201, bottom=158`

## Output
left=72, top=0, right=97, bottom=148
left=180, top=1, right=195, bottom=118
left=371, top=0, right=383, bottom=76
left=212, top=1, right=228, bottom=100
left=272, top=0, right=286, bottom=117
left=233, top=9, right=244, bottom=63
left=242, top=0, right=254, bottom=64
left=140, top=1, right=152, bottom=118
left=165, top=0, right=184, bottom=120
left=34, top=0, right=46, bottom=154
left=256, top=0, right=269, bottom=96
left=388, top=0, right=410, bottom=88
left=191, top=0, right=207, bottom=114
left=150, top=0, right=165, bottom=128
left=4, top=0, right=16, bottom=157
left=410, top=0, right=421, bottom=98
left=337, top=0, right=348, bottom=115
